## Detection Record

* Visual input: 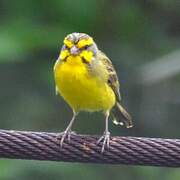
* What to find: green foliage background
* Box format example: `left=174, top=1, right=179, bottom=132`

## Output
left=0, top=0, right=180, bottom=179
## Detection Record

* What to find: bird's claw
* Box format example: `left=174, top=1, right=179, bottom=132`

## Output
left=58, top=131, right=76, bottom=147
left=97, top=131, right=110, bottom=153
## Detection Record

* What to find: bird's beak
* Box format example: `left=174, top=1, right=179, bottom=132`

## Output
left=70, top=46, right=79, bottom=55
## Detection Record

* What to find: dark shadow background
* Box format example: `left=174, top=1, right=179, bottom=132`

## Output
left=0, top=0, right=180, bottom=179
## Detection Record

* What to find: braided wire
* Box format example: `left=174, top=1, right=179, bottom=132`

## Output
left=0, top=129, right=179, bottom=167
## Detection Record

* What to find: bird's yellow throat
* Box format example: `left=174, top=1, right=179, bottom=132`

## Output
left=54, top=54, right=115, bottom=112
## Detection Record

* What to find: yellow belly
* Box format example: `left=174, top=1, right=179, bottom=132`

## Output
left=54, top=57, right=116, bottom=112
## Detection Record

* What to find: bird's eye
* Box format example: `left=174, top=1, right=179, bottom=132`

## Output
left=64, top=45, right=69, bottom=49
left=62, top=45, right=70, bottom=51
left=83, top=45, right=89, bottom=50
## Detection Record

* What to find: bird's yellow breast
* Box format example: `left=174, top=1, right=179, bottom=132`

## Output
left=54, top=56, right=116, bottom=112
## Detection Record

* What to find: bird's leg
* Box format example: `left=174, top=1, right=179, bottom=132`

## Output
left=97, top=111, right=110, bottom=153
left=59, top=110, right=77, bottom=147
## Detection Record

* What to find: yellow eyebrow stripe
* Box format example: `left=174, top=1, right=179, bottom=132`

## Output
left=77, top=38, right=93, bottom=48
left=64, top=39, right=73, bottom=48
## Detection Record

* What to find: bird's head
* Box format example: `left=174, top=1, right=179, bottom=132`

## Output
left=59, top=32, right=98, bottom=64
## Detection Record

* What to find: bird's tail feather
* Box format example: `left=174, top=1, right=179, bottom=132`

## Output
left=112, top=102, right=133, bottom=128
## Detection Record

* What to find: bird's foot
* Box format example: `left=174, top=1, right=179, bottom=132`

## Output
left=97, top=131, right=110, bottom=153
left=57, top=130, right=76, bottom=148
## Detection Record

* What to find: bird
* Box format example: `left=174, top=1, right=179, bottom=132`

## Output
left=54, top=32, right=133, bottom=153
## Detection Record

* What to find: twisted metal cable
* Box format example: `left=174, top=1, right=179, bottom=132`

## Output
left=0, top=129, right=179, bottom=167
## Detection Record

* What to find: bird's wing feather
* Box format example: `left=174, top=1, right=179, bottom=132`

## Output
left=98, top=51, right=121, bottom=101
left=98, top=51, right=133, bottom=128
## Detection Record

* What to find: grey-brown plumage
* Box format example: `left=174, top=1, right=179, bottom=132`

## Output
left=97, top=51, right=133, bottom=128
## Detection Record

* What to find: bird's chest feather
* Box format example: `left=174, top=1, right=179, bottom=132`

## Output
left=54, top=56, right=115, bottom=111
left=55, top=56, right=100, bottom=99
left=56, top=57, right=93, bottom=91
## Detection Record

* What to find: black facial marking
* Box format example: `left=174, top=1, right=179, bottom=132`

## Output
left=81, top=57, right=90, bottom=64
left=62, top=55, right=69, bottom=62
